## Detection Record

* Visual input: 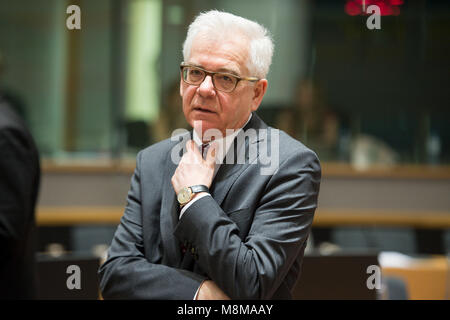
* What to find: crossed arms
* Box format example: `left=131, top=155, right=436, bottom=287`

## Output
left=98, top=145, right=320, bottom=299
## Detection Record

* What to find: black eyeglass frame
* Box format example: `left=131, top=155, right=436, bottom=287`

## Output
left=180, top=62, right=260, bottom=93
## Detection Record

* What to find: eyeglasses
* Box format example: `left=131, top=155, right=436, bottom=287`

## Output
left=180, top=63, right=260, bottom=93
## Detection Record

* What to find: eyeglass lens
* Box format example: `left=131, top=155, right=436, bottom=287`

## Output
left=183, top=67, right=237, bottom=92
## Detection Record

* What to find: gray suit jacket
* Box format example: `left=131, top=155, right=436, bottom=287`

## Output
left=98, top=113, right=321, bottom=299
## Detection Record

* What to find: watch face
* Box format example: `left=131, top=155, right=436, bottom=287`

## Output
left=177, top=187, right=192, bottom=205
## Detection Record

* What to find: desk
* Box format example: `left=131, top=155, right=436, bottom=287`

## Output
left=37, top=206, right=123, bottom=226
left=314, top=209, right=450, bottom=228
left=36, top=206, right=450, bottom=254
left=36, top=206, right=450, bottom=228
left=381, top=255, right=450, bottom=300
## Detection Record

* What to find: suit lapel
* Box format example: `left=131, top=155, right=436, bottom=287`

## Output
left=209, top=113, right=266, bottom=208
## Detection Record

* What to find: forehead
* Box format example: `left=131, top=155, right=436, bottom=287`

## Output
left=188, top=33, right=250, bottom=75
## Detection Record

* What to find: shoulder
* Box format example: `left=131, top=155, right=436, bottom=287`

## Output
left=262, top=122, right=319, bottom=160
left=265, top=126, right=321, bottom=177
left=0, top=104, right=34, bottom=151
left=250, top=113, right=320, bottom=170
left=278, top=128, right=318, bottom=159
left=0, top=103, right=22, bottom=131
left=0, top=105, right=40, bottom=178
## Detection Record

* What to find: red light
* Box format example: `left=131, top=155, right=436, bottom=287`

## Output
left=390, top=0, right=404, bottom=5
left=345, top=1, right=362, bottom=16
left=345, top=0, right=403, bottom=16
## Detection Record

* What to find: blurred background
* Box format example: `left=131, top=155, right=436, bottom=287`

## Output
left=0, top=0, right=449, bottom=299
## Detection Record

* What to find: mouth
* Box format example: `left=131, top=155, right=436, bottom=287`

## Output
left=193, top=107, right=216, bottom=114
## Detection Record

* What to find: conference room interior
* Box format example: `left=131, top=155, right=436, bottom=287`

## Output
left=0, top=0, right=449, bottom=299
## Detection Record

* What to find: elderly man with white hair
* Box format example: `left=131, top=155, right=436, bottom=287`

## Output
left=99, top=10, right=321, bottom=300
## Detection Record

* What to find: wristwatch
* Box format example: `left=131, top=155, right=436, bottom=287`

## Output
left=177, top=185, right=209, bottom=207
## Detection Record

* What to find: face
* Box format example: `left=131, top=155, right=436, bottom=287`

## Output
left=180, top=34, right=268, bottom=140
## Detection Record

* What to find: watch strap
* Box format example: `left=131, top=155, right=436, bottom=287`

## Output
left=190, top=185, right=209, bottom=194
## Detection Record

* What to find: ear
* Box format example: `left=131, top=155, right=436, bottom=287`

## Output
left=251, top=79, right=268, bottom=112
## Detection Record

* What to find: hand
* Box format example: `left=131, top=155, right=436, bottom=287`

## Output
left=171, top=140, right=217, bottom=195
left=196, top=280, right=230, bottom=300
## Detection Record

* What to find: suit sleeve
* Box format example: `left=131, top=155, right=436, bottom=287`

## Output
left=98, top=151, right=207, bottom=299
left=173, top=148, right=321, bottom=299
left=0, top=128, right=35, bottom=260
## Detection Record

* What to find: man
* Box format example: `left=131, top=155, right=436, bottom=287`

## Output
left=0, top=96, right=40, bottom=299
left=99, top=10, right=321, bottom=300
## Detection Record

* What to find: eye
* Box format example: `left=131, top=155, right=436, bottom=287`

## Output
left=189, top=69, right=203, bottom=76
left=217, top=74, right=234, bottom=83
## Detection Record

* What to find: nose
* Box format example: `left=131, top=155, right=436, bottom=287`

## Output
left=197, top=75, right=216, bottom=97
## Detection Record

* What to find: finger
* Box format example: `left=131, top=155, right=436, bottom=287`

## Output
left=205, top=142, right=217, bottom=166
left=182, top=140, right=201, bottom=164
left=183, top=140, right=195, bottom=157
left=189, top=140, right=203, bottom=156
left=186, top=140, right=195, bottom=152
left=192, top=140, right=202, bottom=156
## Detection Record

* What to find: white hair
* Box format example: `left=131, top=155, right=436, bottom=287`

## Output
left=182, top=10, right=274, bottom=79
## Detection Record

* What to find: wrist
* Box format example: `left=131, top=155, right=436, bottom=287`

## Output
left=191, top=191, right=208, bottom=201
left=180, top=191, right=208, bottom=209
left=177, top=185, right=209, bottom=207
